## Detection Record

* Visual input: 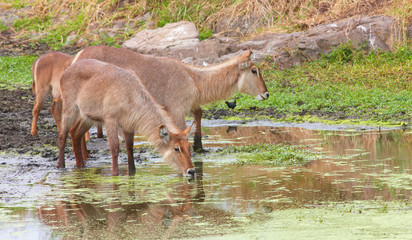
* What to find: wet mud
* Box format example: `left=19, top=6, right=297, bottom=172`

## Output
left=0, top=88, right=57, bottom=156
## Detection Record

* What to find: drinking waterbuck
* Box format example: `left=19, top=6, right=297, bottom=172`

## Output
left=30, top=51, right=103, bottom=139
left=72, top=46, right=269, bottom=150
left=58, top=59, right=195, bottom=176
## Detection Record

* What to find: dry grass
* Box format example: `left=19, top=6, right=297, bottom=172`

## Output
left=307, top=0, right=409, bottom=25
left=206, top=0, right=409, bottom=34
left=1, top=0, right=410, bottom=47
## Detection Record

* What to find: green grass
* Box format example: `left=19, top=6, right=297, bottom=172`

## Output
left=0, top=56, right=36, bottom=89
left=205, top=43, right=412, bottom=124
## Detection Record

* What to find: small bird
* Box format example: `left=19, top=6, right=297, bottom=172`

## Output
left=226, top=126, right=238, bottom=133
left=225, top=99, right=237, bottom=109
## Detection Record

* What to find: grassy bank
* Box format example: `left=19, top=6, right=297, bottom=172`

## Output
left=0, top=43, right=411, bottom=125
left=205, top=43, right=412, bottom=125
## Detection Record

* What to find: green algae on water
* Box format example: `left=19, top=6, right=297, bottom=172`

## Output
left=220, top=143, right=324, bottom=166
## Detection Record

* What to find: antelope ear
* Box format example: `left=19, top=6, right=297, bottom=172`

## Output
left=239, top=60, right=251, bottom=70
left=159, top=126, right=170, bottom=143
left=239, top=49, right=252, bottom=62
left=182, top=121, right=196, bottom=136
left=239, top=49, right=252, bottom=69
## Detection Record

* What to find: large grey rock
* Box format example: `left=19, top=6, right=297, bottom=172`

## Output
left=123, top=21, right=200, bottom=60
left=243, top=15, right=401, bottom=68
left=123, top=15, right=407, bottom=68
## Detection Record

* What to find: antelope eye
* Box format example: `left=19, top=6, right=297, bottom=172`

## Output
left=174, top=146, right=181, bottom=152
left=251, top=68, right=257, bottom=74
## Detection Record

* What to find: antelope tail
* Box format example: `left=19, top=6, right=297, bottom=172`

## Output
left=32, top=59, right=38, bottom=95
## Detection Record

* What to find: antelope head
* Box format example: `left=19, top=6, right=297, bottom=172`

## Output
left=237, top=50, right=269, bottom=101
left=160, top=122, right=196, bottom=177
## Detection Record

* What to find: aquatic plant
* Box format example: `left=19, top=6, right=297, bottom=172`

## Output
left=222, top=143, right=323, bottom=166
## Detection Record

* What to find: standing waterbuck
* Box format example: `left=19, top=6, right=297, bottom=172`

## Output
left=58, top=59, right=195, bottom=176
left=73, top=46, right=269, bottom=150
left=30, top=51, right=72, bottom=136
left=30, top=51, right=103, bottom=139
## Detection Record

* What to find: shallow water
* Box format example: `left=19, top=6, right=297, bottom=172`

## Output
left=1, top=122, right=411, bottom=239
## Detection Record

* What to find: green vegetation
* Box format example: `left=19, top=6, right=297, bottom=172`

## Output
left=217, top=201, right=412, bottom=240
left=205, top=42, right=412, bottom=124
left=221, top=143, right=323, bottom=166
left=0, top=55, right=36, bottom=88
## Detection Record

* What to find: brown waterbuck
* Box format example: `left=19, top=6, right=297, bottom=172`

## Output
left=30, top=51, right=103, bottom=139
left=58, top=59, right=195, bottom=176
left=30, top=51, right=72, bottom=136
left=72, top=46, right=269, bottom=150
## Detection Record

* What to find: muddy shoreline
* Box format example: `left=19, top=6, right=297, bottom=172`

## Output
left=0, top=87, right=407, bottom=158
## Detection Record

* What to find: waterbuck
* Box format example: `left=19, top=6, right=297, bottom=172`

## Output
left=30, top=51, right=72, bottom=136
left=30, top=51, right=103, bottom=139
left=73, top=46, right=269, bottom=150
left=58, top=59, right=195, bottom=176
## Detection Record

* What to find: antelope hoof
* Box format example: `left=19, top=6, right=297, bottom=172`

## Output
left=30, top=129, right=38, bottom=136
left=57, top=163, right=65, bottom=169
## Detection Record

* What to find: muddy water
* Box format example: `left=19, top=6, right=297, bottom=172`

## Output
left=1, top=122, right=411, bottom=239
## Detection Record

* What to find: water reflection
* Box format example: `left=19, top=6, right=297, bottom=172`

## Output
left=39, top=179, right=194, bottom=239
left=202, top=125, right=324, bottom=147
left=200, top=126, right=412, bottom=209
left=2, top=125, right=412, bottom=239
left=205, top=126, right=412, bottom=167
left=37, top=163, right=243, bottom=239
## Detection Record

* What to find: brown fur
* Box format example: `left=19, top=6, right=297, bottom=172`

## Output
left=58, top=59, right=195, bottom=176
left=31, top=51, right=104, bottom=141
left=30, top=51, right=73, bottom=136
left=74, top=46, right=269, bottom=150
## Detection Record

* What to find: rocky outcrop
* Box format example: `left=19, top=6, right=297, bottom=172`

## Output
left=123, top=21, right=200, bottom=60
left=123, top=15, right=407, bottom=68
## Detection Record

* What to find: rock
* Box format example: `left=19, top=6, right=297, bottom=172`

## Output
left=123, top=15, right=407, bottom=68
left=65, top=33, right=77, bottom=46
left=0, top=4, right=23, bottom=27
left=245, top=15, right=401, bottom=68
left=135, top=12, right=152, bottom=22
left=112, top=20, right=127, bottom=30
left=123, top=21, right=200, bottom=60
left=214, top=13, right=261, bottom=37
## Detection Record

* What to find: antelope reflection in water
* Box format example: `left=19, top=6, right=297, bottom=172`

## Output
left=38, top=164, right=206, bottom=239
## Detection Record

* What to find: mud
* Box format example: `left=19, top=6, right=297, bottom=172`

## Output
left=0, top=87, right=58, bottom=155
left=0, top=37, right=81, bottom=57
